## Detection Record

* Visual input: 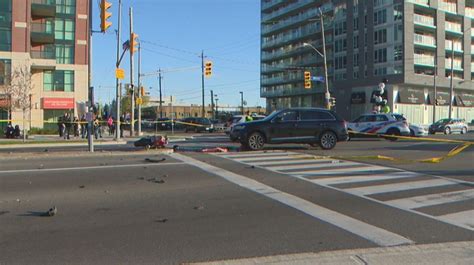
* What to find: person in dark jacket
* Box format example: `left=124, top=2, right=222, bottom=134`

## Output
left=5, top=123, right=14, bottom=139
left=120, top=114, right=125, bottom=138
left=13, top=125, right=20, bottom=138
left=64, top=113, right=72, bottom=140
left=80, top=114, right=87, bottom=138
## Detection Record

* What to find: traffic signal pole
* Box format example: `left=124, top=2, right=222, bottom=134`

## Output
left=320, top=8, right=330, bottom=110
left=158, top=69, right=163, bottom=118
left=210, top=90, right=214, bottom=119
left=129, top=7, right=135, bottom=137
left=201, top=50, right=205, bottom=117
left=88, top=0, right=93, bottom=152
left=138, top=42, right=142, bottom=135
left=115, top=0, right=122, bottom=140
left=433, top=59, right=437, bottom=124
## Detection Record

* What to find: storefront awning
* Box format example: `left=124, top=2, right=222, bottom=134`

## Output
left=455, top=93, right=474, bottom=107
left=351, top=92, right=366, bottom=104
left=398, top=88, right=425, bottom=104
left=428, top=91, right=450, bottom=106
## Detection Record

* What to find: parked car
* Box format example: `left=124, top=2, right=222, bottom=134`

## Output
left=225, top=114, right=266, bottom=136
left=429, top=118, right=468, bottom=134
left=182, top=117, right=214, bottom=133
left=348, top=113, right=411, bottom=140
left=391, top=113, right=428, bottom=137
left=230, top=108, right=348, bottom=151
left=155, top=118, right=172, bottom=130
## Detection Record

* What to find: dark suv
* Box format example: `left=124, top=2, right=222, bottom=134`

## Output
left=231, top=108, right=348, bottom=150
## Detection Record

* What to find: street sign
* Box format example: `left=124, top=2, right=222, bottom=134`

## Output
left=136, top=97, right=143, bottom=105
left=311, top=76, right=325, bottom=82
left=116, top=68, right=125, bottom=79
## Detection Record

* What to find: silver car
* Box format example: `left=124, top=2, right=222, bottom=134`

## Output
left=429, top=119, right=469, bottom=134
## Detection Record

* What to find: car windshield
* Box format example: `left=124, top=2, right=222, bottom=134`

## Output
left=434, top=119, right=450, bottom=125
left=197, top=118, right=211, bottom=125
left=232, top=117, right=243, bottom=123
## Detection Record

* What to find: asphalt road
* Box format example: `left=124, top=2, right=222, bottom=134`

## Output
left=0, top=133, right=473, bottom=264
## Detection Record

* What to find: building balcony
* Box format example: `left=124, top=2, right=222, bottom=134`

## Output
left=409, top=0, right=430, bottom=6
left=445, top=21, right=462, bottom=35
left=261, top=74, right=303, bottom=86
left=445, top=40, right=463, bottom=53
left=439, top=2, right=457, bottom=14
left=261, top=85, right=326, bottom=98
left=414, top=54, right=435, bottom=67
left=261, top=0, right=286, bottom=12
left=30, top=50, right=55, bottom=60
left=445, top=58, right=463, bottom=70
left=414, top=14, right=435, bottom=28
left=30, top=22, right=54, bottom=45
left=466, top=7, right=474, bottom=19
left=262, top=8, right=320, bottom=36
left=262, top=0, right=316, bottom=22
left=31, top=0, right=56, bottom=19
left=414, top=34, right=436, bottom=48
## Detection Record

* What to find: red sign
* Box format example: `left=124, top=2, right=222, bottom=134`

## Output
left=42, top=98, right=75, bottom=109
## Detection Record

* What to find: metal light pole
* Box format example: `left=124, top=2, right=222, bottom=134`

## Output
left=210, top=90, right=214, bottom=119
left=201, top=50, right=205, bottom=117
left=158, top=69, right=163, bottom=118
left=215, top=95, right=218, bottom=119
left=115, top=0, right=122, bottom=140
left=129, top=7, right=135, bottom=136
left=433, top=62, right=437, bottom=123
left=319, top=7, right=330, bottom=110
left=240, top=91, right=244, bottom=115
left=448, top=45, right=454, bottom=119
left=137, top=41, right=142, bottom=135
left=87, top=0, right=93, bottom=152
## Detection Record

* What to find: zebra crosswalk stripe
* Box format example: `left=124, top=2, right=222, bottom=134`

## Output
left=292, top=165, right=393, bottom=176
left=386, top=189, right=474, bottom=209
left=252, top=159, right=335, bottom=166
left=344, top=179, right=455, bottom=196
left=438, top=210, right=474, bottom=229
left=267, top=161, right=362, bottom=171
left=313, top=172, right=420, bottom=186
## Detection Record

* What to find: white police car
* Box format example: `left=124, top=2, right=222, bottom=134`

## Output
left=348, top=113, right=411, bottom=140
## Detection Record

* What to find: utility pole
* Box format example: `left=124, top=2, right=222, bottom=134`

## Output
left=137, top=41, right=142, bottom=135
left=129, top=7, right=135, bottom=136
left=448, top=46, right=454, bottom=119
left=320, top=7, right=330, bottom=110
left=433, top=60, right=437, bottom=124
left=215, top=96, right=219, bottom=119
left=240, top=91, right=244, bottom=115
left=87, top=0, right=93, bottom=152
left=201, top=50, right=205, bottom=117
left=158, top=69, right=163, bottom=118
left=115, top=0, right=122, bottom=140
left=210, top=90, right=214, bottom=119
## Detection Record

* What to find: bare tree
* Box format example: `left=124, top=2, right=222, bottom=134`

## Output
left=8, top=64, right=33, bottom=142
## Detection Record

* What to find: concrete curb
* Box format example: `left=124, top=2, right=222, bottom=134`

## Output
left=187, top=241, right=474, bottom=265
left=0, top=141, right=128, bottom=149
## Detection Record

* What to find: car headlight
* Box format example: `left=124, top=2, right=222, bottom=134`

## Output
left=233, top=125, right=246, bottom=130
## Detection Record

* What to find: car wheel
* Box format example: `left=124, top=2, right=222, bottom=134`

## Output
left=461, top=127, right=467, bottom=134
left=410, top=129, right=415, bottom=137
left=385, top=128, right=400, bottom=141
left=429, top=130, right=435, bottom=135
left=444, top=127, right=451, bottom=135
left=319, top=131, right=337, bottom=150
left=247, top=132, right=265, bottom=151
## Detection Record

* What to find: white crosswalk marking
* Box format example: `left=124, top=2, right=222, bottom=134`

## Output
left=267, top=161, right=362, bottom=171
left=292, top=165, right=393, bottom=176
left=438, top=210, right=474, bottom=229
left=387, top=189, right=474, bottom=209
left=252, top=159, right=335, bottom=166
left=344, top=179, right=454, bottom=196
left=213, top=150, right=474, bottom=231
left=313, top=172, right=420, bottom=186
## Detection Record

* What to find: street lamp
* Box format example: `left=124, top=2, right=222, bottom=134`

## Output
left=214, top=94, right=219, bottom=119
left=240, top=91, right=244, bottom=115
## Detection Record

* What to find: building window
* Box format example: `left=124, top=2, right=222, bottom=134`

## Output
left=353, top=17, right=359, bottom=30
left=353, top=35, right=359, bottom=49
left=56, top=0, right=76, bottom=15
left=394, top=65, right=403, bottom=74
left=335, top=56, right=347, bottom=70
left=374, top=48, right=387, bottom=63
left=55, top=18, right=75, bottom=41
left=0, top=59, right=11, bottom=85
left=394, top=45, right=403, bottom=61
left=374, top=67, right=387, bottom=76
left=43, top=70, right=74, bottom=92
left=394, top=24, right=403, bottom=42
left=353, top=53, right=359, bottom=66
left=56, top=44, right=74, bottom=64
left=334, top=21, right=347, bottom=36
left=374, top=29, right=387, bottom=44
left=353, top=70, right=359, bottom=79
left=335, top=39, right=347, bottom=53
left=394, top=4, right=403, bottom=21
left=374, top=10, right=387, bottom=25
left=335, top=72, right=346, bottom=80
left=0, top=0, right=12, bottom=51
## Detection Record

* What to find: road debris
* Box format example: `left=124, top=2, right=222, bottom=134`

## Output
left=155, top=218, right=168, bottom=223
left=79, top=185, right=85, bottom=188
left=144, top=158, right=166, bottom=163
left=47, top=206, right=57, bottom=217
left=154, top=179, right=165, bottom=184
left=193, top=205, right=205, bottom=210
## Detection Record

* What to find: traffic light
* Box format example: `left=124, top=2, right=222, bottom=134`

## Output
left=100, top=0, right=112, bottom=33
left=304, top=71, right=311, bottom=89
left=140, top=86, right=145, bottom=97
left=130, top=33, right=139, bottom=55
left=204, top=61, right=213, bottom=78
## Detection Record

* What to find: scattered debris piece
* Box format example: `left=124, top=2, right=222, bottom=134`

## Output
left=155, top=218, right=168, bottom=223
left=162, top=174, right=168, bottom=178
left=28, top=181, right=32, bottom=185
left=39, top=164, right=44, bottom=169
left=154, top=179, right=165, bottom=184
left=137, top=177, right=145, bottom=180
left=47, top=206, right=57, bottom=217
left=145, top=158, right=166, bottom=163
left=193, top=206, right=205, bottom=210
left=202, top=147, right=228, bottom=153
left=16, top=198, right=21, bottom=203
left=79, top=185, right=85, bottom=189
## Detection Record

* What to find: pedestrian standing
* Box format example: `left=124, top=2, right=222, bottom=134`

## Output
left=80, top=114, right=87, bottom=138
left=94, top=116, right=102, bottom=140
left=73, top=116, right=80, bottom=137
left=58, top=115, right=64, bottom=137
left=120, top=114, right=125, bottom=138
left=107, top=116, right=114, bottom=136
left=64, top=113, right=72, bottom=140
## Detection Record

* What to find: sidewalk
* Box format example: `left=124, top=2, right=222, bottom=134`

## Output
left=188, top=241, right=474, bottom=265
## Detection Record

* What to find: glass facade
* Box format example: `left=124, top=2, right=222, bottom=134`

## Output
left=43, top=70, right=74, bottom=92
left=0, top=0, right=12, bottom=51
left=54, top=0, right=76, bottom=64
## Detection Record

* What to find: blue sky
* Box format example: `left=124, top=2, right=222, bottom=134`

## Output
left=92, top=0, right=262, bottom=108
